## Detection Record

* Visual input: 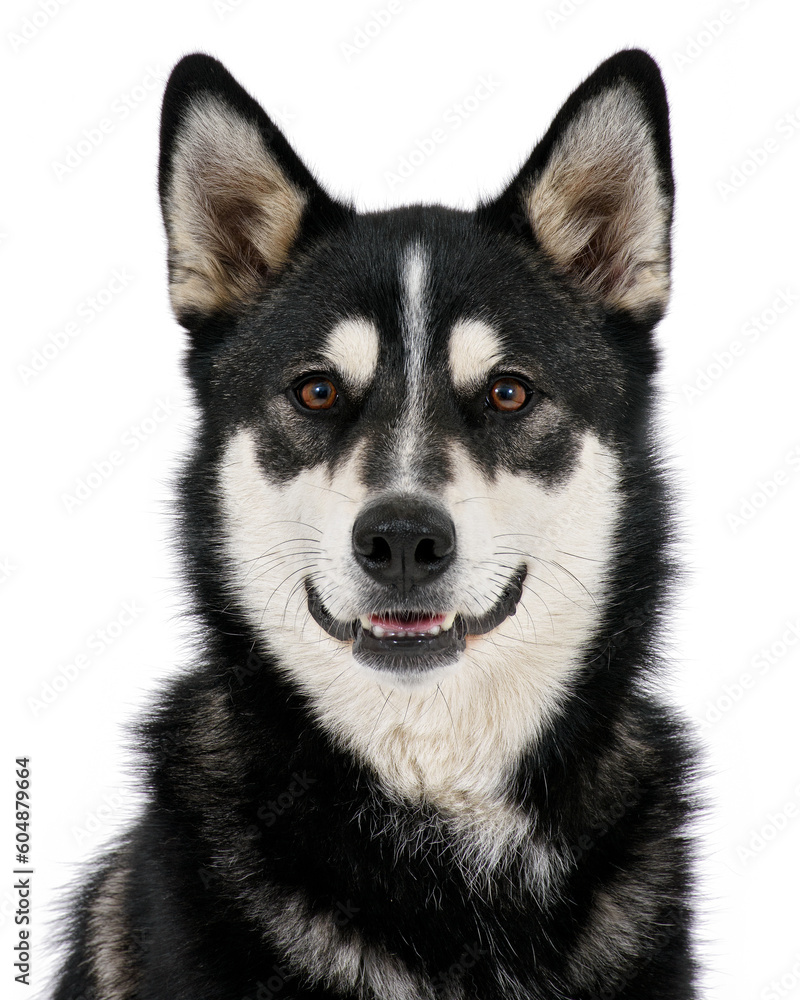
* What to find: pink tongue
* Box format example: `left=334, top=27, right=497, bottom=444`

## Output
left=369, top=613, right=446, bottom=634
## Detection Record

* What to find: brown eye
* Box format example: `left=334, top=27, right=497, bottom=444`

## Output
left=488, top=377, right=530, bottom=413
left=296, top=377, right=338, bottom=411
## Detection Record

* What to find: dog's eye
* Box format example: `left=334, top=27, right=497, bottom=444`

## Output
left=295, top=377, right=338, bottom=411
left=487, top=377, right=532, bottom=413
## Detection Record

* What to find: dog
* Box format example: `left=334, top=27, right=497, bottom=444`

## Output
left=53, top=49, right=698, bottom=999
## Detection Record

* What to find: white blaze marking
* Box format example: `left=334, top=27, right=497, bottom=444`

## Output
left=448, top=317, right=504, bottom=391
left=402, top=245, right=427, bottom=402
left=394, top=245, right=430, bottom=486
left=323, top=317, right=380, bottom=392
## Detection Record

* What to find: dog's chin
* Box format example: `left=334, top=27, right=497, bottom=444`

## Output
left=305, top=567, right=527, bottom=679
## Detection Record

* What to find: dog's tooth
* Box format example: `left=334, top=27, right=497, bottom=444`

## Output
left=371, top=624, right=387, bottom=639
left=428, top=625, right=441, bottom=636
left=359, top=616, right=371, bottom=630
left=441, top=612, right=456, bottom=631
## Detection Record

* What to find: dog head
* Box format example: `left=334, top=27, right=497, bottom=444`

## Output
left=158, top=52, right=673, bottom=795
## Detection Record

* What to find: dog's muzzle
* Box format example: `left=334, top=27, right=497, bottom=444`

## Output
left=305, top=495, right=526, bottom=673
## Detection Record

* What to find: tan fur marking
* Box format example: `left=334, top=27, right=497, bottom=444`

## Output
left=88, top=863, right=137, bottom=998
left=165, top=96, right=308, bottom=318
left=567, top=872, right=663, bottom=989
left=526, top=84, right=670, bottom=317
left=257, top=888, right=442, bottom=1000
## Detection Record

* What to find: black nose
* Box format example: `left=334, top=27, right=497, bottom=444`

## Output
left=352, top=497, right=456, bottom=593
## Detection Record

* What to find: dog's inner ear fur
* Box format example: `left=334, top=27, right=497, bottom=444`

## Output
left=525, top=84, right=670, bottom=318
left=163, top=96, right=308, bottom=323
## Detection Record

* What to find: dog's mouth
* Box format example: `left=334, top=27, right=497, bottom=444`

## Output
left=305, top=566, right=527, bottom=673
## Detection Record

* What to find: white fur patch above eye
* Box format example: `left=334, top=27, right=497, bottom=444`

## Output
left=323, top=318, right=381, bottom=392
left=448, top=318, right=504, bottom=391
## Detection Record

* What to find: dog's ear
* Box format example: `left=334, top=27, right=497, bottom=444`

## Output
left=158, top=54, right=348, bottom=331
left=481, top=50, right=673, bottom=321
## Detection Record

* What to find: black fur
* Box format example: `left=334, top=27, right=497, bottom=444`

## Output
left=53, top=50, right=698, bottom=999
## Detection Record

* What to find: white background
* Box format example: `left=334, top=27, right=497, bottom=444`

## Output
left=2, top=0, right=799, bottom=997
